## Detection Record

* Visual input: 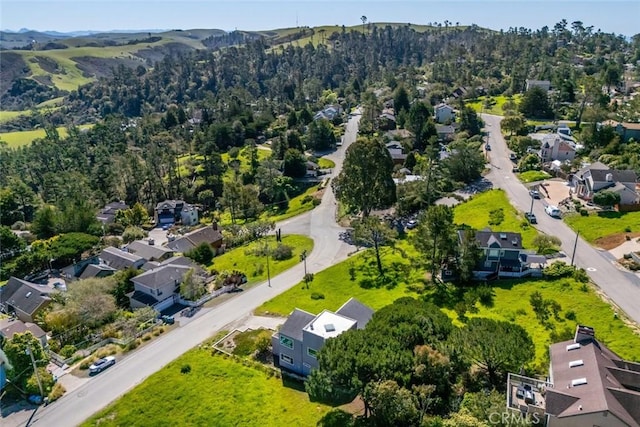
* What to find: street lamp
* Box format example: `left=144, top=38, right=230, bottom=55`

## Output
left=264, top=242, right=271, bottom=287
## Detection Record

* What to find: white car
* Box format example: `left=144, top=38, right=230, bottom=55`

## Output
left=89, top=356, right=116, bottom=375
left=545, top=205, right=561, bottom=218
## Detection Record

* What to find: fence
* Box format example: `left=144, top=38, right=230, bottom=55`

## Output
left=177, top=285, right=235, bottom=307
left=48, top=322, right=159, bottom=367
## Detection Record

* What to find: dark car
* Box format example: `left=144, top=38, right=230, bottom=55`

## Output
left=161, top=315, right=175, bottom=325
left=485, top=143, right=491, bottom=151
left=509, top=153, right=518, bottom=161
left=525, top=212, right=537, bottom=224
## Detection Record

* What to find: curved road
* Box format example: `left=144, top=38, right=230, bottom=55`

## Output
left=482, top=114, right=640, bottom=323
left=25, top=114, right=362, bottom=427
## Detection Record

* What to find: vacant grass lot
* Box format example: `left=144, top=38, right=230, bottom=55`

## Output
left=209, top=235, right=314, bottom=285
left=453, top=189, right=538, bottom=248
left=518, top=170, right=552, bottom=183
left=438, top=277, right=640, bottom=369
left=467, top=95, right=522, bottom=115
left=564, top=211, right=640, bottom=244
left=256, top=240, right=423, bottom=316
left=83, top=347, right=331, bottom=427
left=0, top=124, right=93, bottom=149
left=262, top=185, right=321, bottom=222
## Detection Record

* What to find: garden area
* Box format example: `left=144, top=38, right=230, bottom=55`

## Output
left=517, top=170, right=551, bottom=183
left=209, top=234, right=314, bottom=285
left=83, top=335, right=333, bottom=427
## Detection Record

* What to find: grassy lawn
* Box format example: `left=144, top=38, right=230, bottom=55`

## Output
left=518, top=170, right=552, bottom=183
left=317, top=157, right=335, bottom=169
left=0, top=124, right=93, bottom=149
left=261, top=185, right=321, bottom=222
left=221, top=146, right=271, bottom=182
left=209, top=235, right=314, bottom=285
left=0, top=110, right=29, bottom=123
left=453, top=189, right=538, bottom=248
left=467, top=94, right=522, bottom=115
left=83, top=345, right=331, bottom=427
left=436, top=278, right=640, bottom=370
left=231, top=329, right=273, bottom=357
left=564, top=211, right=640, bottom=244
left=256, top=239, right=424, bottom=316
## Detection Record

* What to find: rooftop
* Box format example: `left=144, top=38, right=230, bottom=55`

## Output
left=546, top=325, right=640, bottom=426
left=303, top=310, right=356, bottom=339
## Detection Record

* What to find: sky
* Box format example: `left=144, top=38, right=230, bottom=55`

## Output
left=1, top=0, right=639, bottom=37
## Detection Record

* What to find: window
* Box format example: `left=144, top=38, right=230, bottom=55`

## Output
left=307, top=348, right=318, bottom=358
left=280, top=354, right=293, bottom=365
left=280, top=335, right=294, bottom=349
left=488, top=249, right=500, bottom=259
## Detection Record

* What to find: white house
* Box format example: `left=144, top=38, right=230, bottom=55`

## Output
left=539, top=134, right=576, bottom=163
left=525, top=79, right=551, bottom=92
left=180, top=203, right=199, bottom=226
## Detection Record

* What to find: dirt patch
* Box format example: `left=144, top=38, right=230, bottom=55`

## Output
left=32, top=74, right=53, bottom=86
left=595, top=232, right=640, bottom=250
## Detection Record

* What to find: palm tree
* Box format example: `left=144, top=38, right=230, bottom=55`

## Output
left=361, top=15, right=367, bottom=34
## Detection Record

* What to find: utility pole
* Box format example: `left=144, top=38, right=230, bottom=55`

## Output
left=571, top=231, right=580, bottom=266
left=26, top=345, right=44, bottom=399
left=300, top=250, right=309, bottom=288
left=265, top=242, right=271, bottom=287
left=529, top=194, right=534, bottom=215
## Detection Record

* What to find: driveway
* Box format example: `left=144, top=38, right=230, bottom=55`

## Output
left=20, top=114, right=362, bottom=427
left=482, top=114, right=640, bottom=325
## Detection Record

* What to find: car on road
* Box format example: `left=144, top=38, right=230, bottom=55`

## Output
left=485, top=143, right=491, bottom=151
left=525, top=212, right=537, bottom=224
left=89, top=356, right=116, bottom=375
left=529, top=189, right=541, bottom=199
left=545, top=205, right=561, bottom=218
left=509, top=153, right=517, bottom=161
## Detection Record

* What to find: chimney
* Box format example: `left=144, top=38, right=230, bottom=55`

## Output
left=606, top=173, right=613, bottom=182
left=212, top=222, right=218, bottom=231
left=574, top=325, right=595, bottom=344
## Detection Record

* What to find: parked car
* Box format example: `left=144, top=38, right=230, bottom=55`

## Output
left=89, top=356, right=116, bottom=375
left=525, top=212, right=537, bottom=224
left=485, top=143, right=491, bottom=151
left=509, top=153, right=518, bottom=161
left=545, top=205, right=561, bottom=218
left=406, top=219, right=418, bottom=230
left=529, top=189, right=540, bottom=199
left=512, top=166, right=519, bottom=173
left=160, top=315, right=175, bottom=325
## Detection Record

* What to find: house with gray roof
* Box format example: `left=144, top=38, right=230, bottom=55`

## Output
left=571, top=161, right=639, bottom=206
left=0, top=277, right=53, bottom=323
left=126, top=240, right=174, bottom=262
left=99, top=246, right=146, bottom=270
left=507, top=325, right=640, bottom=426
left=0, top=318, right=47, bottom=348
left=167, top=225, right=223, bottom=254
left=128, top=261, right=198, bottom=311
left=96, top=201, right=128, bottom=224
left=450, top=229, right=540, bottom=281
left=271, top=298, right=373, bottom=376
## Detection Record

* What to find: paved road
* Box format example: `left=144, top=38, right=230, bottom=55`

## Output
left=23, top=114, right=361, bottom=427
left=482, top=114, right=640, bottom=323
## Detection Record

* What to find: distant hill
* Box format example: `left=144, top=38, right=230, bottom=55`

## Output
left=0, top=23, right=440, bottom=111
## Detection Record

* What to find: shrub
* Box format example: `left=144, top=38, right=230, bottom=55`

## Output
left=301, top=195, right=314, bottom=204
left=474, top=285, right=495, bottom=306
left=59, top=345, right=77, bottom=358
left=252, top=263, right=264, bottom=276
left=454, top=301, right=468, bottom=321
left=271, top=244, right=293, bottom=261
left=565, top=310, right=577, bottom=321
left=312, top=198, right=322, bottom=206
left=626, top=235, right=631, bottom=241
left=572, top=268, right=589, bottom=283
left=122, top=226, right=146, bottom=243
left=543, top=261, right=575, bottom=279
left=579, top=209, right=588, bottom=216
left=181, top=364, right=192, bottom=374
left=48, top=382, right=66, bottom=402
left=488, top=208, right=505, bottom=226
left=624, top=226, right=632, bottom=233
left=311, top=292, right=325, bottom=300
left=142, top=334, right=152, bottom=341
left=185, top=242, right=214, bottom=265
